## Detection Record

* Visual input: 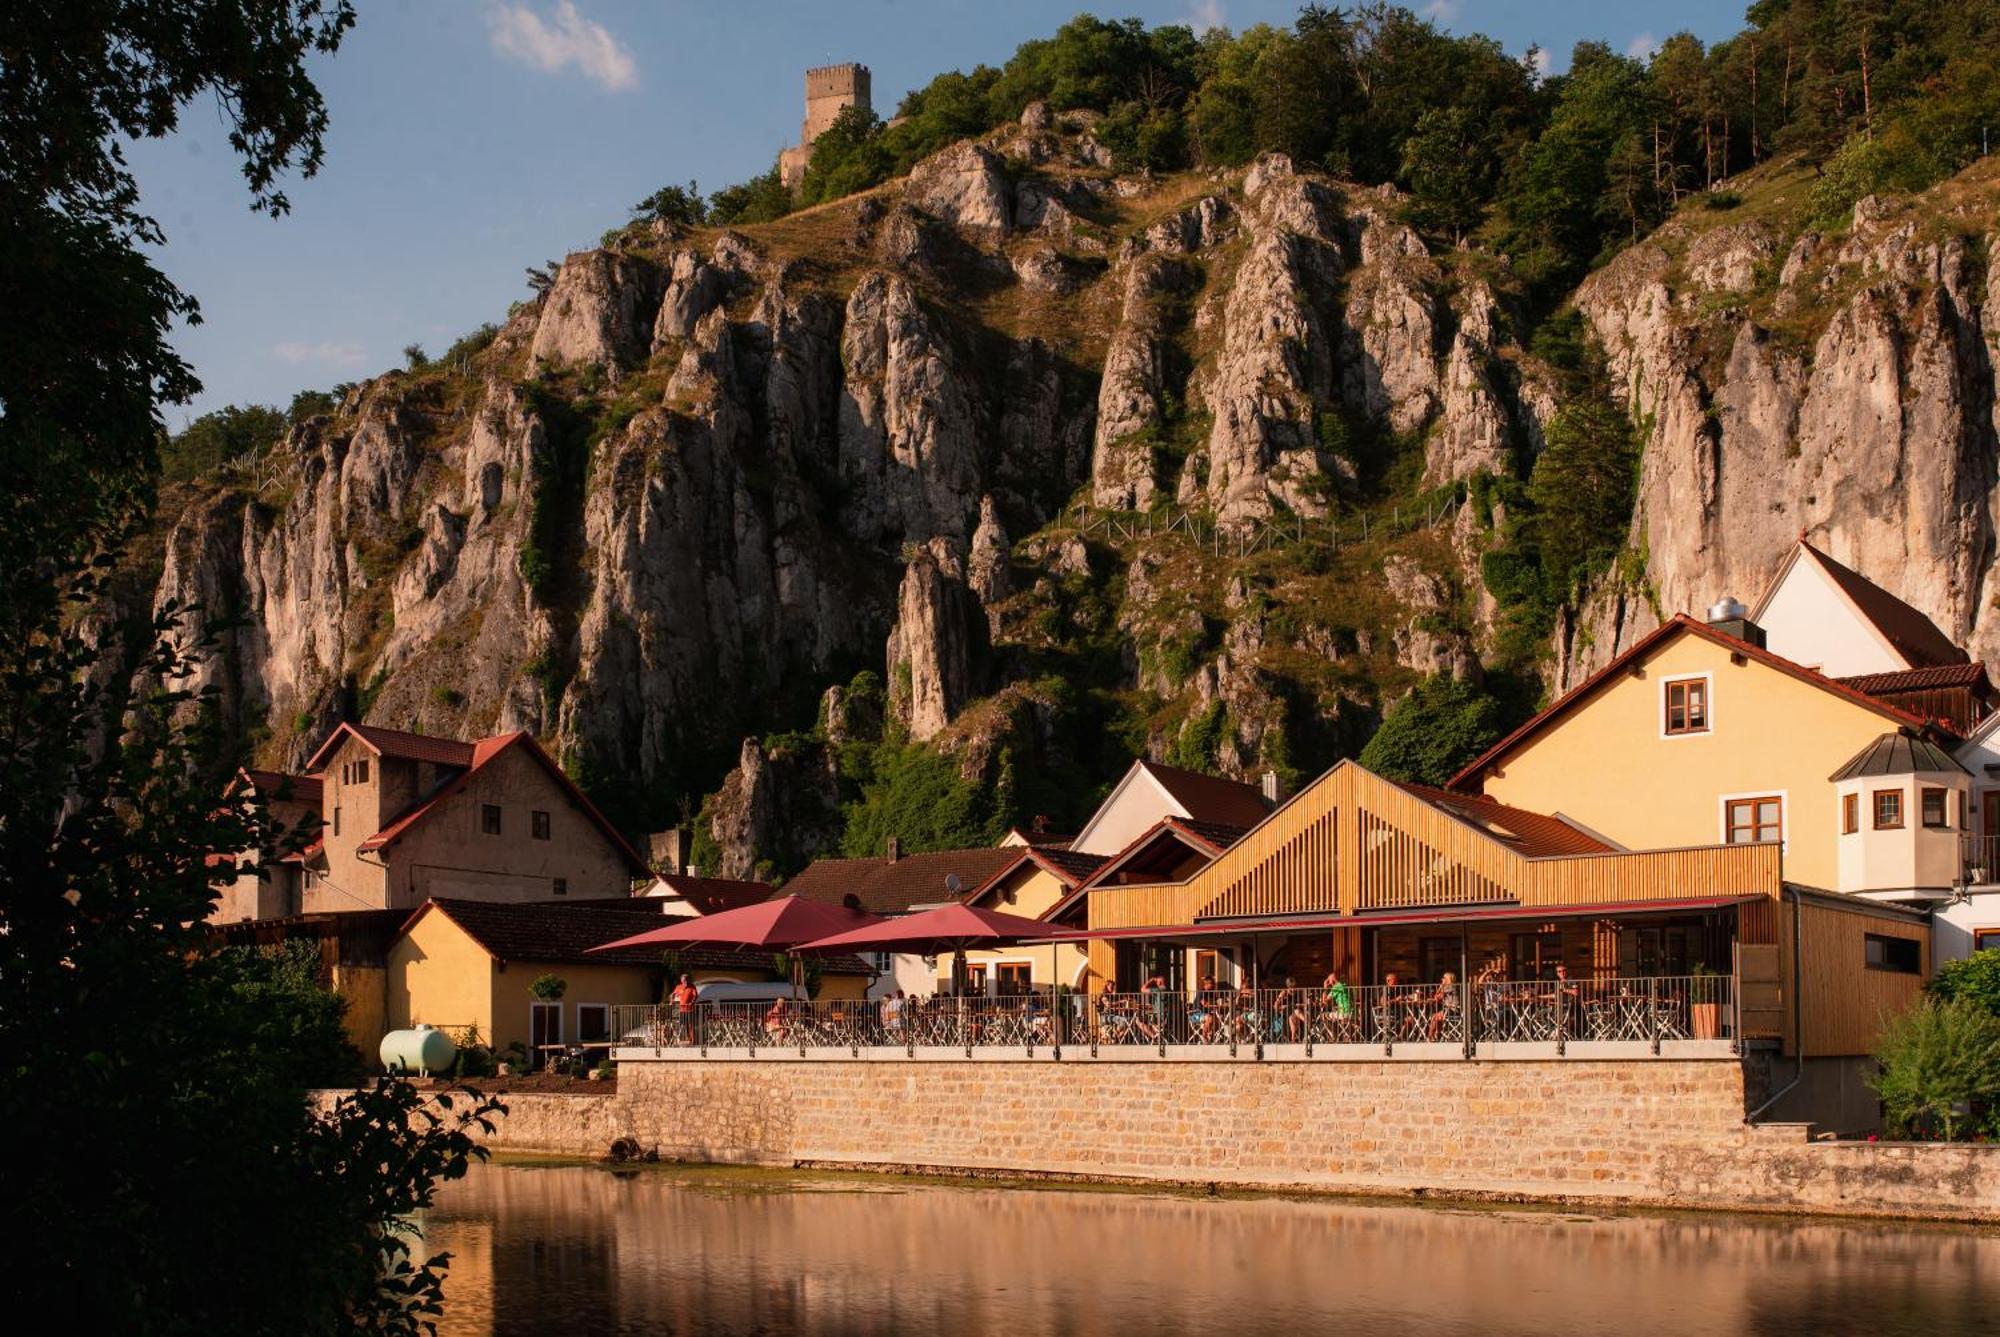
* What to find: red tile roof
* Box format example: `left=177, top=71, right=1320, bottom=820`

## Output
left=650, top=874, right=774, bottom=915
left=1391, top=782, right=1614, bottom=857
left=1165, top=818, right=1251, bottom=852
left=241, top=769, right=323, bottom=806
left=355, top=732, right=649, bottom=876
left=1447, top=614, right=1933, bottom=792
left=1140, top=761, right=1273, bottom=827
left=781, top=846, right=1023, bottom=914
left=1798, top=541, right=1967, bottom=669
left=1840, top=662, right=1990, bottom=694
left=305, top=722, right=477, bottom=773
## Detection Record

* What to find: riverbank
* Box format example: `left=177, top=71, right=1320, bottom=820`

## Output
left=326, top=1053, right=2000, bottom=1223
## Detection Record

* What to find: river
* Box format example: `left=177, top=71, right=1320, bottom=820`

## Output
left=418, top=1161, right=1997, bottom=1336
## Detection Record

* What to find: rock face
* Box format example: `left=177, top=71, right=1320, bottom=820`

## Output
left=141, top=124, right=2000, bottom=879
left=1561, top=193, right=2000, bottom=688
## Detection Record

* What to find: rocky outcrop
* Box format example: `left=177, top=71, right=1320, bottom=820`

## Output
left=905, top=142, right=1012, bottom=233
left=1562, top=195, right=2000, bottom=687
left=531, top=249, right=665, bottom=371
left=886, top=540, right=984, bottom=743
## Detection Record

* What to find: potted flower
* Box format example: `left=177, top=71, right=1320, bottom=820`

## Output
left=1689, top=964, right=1721, bottom=1039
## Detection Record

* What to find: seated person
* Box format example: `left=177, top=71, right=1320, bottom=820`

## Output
left=762, top=997, right=790, bottom=1040
left=1426, top=972, right=1461, bottom=1042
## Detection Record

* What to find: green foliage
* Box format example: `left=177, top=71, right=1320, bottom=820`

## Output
left=1805, top=130, right=1940, bottom=229
left=1930, top=952, right=2000, bottom=1018
left=1401, top=105, right=1489, bottom=242
left=632, top=179, right=707, bottom=227
left=401, top=342, right=428, bottom=372
left=1527, top=398, right=1639, bottom=599
left=1167, top=701, right=1229, bottom=771
left=838, top=742, right=1003, bottom=858
left=516, top=381, right=595, bottom=604
left=528, top=973, right=568, bottom=1002
left=441, top=323, right=500, bottom=368
left=431, top=684, right=464, bottom=709
left=706, top=161, right=793, bottom=225
left=162, top=403, right=288, bottom=482
left=799, top=105, right=894, bottom=207
left=209, top=940, right=365, bottom=1086
left=1868, top=999, right=2000, bottom=1141
left=289, top=388, right=338, bottom=423
left=769, top=952, right=825, bottom=999
left=1358, top=675, right=1506, bottom=786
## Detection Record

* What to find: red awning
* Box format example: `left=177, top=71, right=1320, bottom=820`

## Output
left=1024, top=893, right=1763, bottom=943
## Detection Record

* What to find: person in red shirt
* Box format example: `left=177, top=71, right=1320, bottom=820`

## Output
left=670, top=974, right=699, bottom=1043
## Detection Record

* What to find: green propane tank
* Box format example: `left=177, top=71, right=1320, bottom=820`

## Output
left=379, top=1024, right=457, bottom=1076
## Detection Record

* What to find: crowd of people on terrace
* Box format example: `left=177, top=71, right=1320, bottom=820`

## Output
left=638, top=959, right=1695, bottom=1049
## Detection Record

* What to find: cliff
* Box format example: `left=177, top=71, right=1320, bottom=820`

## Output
left=145, top=114, right=2000, bottom=876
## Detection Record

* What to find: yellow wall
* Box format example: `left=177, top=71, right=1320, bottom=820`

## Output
left=958, top=865, right=1090, bottom=992
left=489, top=959, right=659, bottom=1055
left=387, top=906, right=497, bottom=1043
left=336, top=962, right=388, bottom=1057
left=1480, top=634, right=1901, bottom=891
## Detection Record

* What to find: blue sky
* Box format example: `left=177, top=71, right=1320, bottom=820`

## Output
left=130, top=0, right=1747, bottom=426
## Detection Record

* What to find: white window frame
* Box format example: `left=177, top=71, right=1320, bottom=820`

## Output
left=1660, top=672, right=1715, bottom=740
left=1718, top=789, right=1788, bottom=850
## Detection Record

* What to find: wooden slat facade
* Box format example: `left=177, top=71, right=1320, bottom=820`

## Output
left=1778, top=897, right=1930, bottom=1057
left=1164, top=762, right=1782, bottom=921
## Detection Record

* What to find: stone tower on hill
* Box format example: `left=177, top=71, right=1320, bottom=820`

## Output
left=779, top=63, right=871, bottom=189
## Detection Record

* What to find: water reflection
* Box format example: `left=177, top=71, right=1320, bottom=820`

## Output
left=420, top=1162, right=1998, bottom=1336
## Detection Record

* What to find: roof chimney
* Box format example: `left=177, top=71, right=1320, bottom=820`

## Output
left=1261, top=770, right=1289, bottom=805
left=886, top=836, right=901, bottom=863
left=1705, top=595, right=1766, bottom=648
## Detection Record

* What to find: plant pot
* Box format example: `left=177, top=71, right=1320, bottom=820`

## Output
left=496, top=1062, right=514, bottom=1077
left=1691, top=1002, right=1720, bottom=1040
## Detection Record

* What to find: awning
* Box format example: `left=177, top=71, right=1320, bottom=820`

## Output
left=1024, top=893, right=1763, bottom=944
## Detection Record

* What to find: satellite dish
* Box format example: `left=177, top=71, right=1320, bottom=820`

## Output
left=944, top=873, right=963, bottom=894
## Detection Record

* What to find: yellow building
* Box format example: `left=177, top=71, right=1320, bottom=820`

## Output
left=386, top=899, right=870, bottom=1058
left=955, top=848, right=1105, bottom=992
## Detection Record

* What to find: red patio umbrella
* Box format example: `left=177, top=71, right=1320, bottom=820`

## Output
left=587, top=895, right=883, bottom=999
left=798, top=903, right=1058, bottom=996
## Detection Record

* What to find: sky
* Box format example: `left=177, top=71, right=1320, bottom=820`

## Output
left=129, top=0, right=1749, bottom=427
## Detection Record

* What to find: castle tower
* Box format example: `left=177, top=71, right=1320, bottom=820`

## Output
left=780, top=63, right=872, bottom=189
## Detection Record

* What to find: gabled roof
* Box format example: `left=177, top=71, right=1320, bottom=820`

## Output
left=780, top=845, right=1023, bottom=914
left=238, top=768, right=323, bottom=807
left=355, top=732, right=649, bottom=876
left=1755, top=540, right=1968, bottom=670
left=306, top=721, right=479, bottom=772
left=647, top=874, right=774, bottom=916
left=964, top=845, right=1109, bottom=909
left=1448, top=614, right=1933, bottom=792
left=1140, top=761, right=1273, bottom=827
left=1828, top=731, right=1968, bottom=781
left=1390, top=781, right=1614, bottom=857
left=1048, top=817, right=1247, bottom=923
left=404, top=898, right=869, bottom=973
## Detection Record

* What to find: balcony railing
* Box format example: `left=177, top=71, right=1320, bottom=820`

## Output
left=1961, top=833, right=2000, bottom=887
left=609, top=975, right=1733, bottom=1060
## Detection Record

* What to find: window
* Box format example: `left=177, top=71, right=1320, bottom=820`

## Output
left=1922, top=787, right=1949, bottom=829
left=996, top=962, right=1033, bottom=995
left=1959, top=790, right=1970, bottom=831
left=1726, top=796, right=1782, bottom=845
left=1864, top=934, right=1921, bottom=974
left=576, top=1004, right=610, bottom=1044
left=354, top=758, right=369, bottom=784
left=332, top=807, right=342, bottom=837
left=552, top=877, right=567, bottom=896
left=481, top=803, right=501, bottom=835
left=532, top=809, right=551, bottom=840
left=1873, top=790, right=1904, bottom=830
left=871, top=951, right=893, bottom=974
left=1841, top=793, right=1859, bottom=835
left=1664, top=678, right=1709, bottom=735
left=1975, top=929, right=2000, bottom=953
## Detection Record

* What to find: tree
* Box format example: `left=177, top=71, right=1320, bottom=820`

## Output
left=1930, top=951, right=2000, bottom=1018
left=1400, top=106, right=1486, bottom=242
left=799, top=105, right=893, bottom=206
left=163, top=403, right=289, bottom=482
left=1527, top=398, right=1638, bottom=597
left=1, top=4, right=501, bottom=1328
left=401, top=342, right=429, bottom=371
left=1868, top=999, right=2000, bottom=1140
left=1359, top=676, right=1507, bottom=786
left=632, top=180, right=706, bottom=227
left=707, top=162, right=793, bottom=225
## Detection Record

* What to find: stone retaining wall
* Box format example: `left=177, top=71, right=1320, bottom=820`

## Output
left=336, top=1056, right=2000, bottom=1222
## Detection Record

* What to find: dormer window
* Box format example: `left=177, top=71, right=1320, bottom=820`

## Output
left=1664, top=677, right=1709, bottom=736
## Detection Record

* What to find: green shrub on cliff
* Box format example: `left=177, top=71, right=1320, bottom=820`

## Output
left=1358, top=675, right=1505, bottom=787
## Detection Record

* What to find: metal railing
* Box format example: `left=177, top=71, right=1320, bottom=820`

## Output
left=1961, top=833, right=2000, bottom=886
left=607, top=976, right=1733, bottom=1060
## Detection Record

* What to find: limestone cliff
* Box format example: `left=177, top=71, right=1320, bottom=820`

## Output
left=144, top=120, right=2000, bottom=875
